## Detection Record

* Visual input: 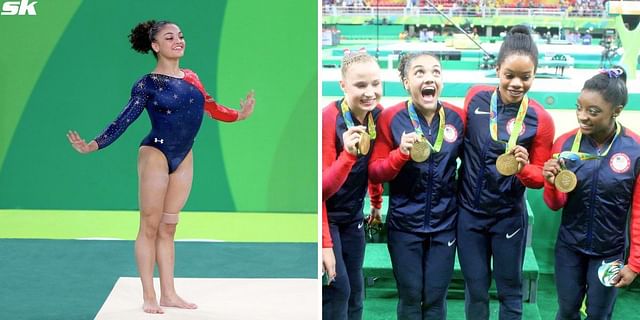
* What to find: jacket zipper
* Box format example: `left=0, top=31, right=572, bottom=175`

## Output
left=425, top=124, right=433, bottom=228
left=587, top=157, right=600, bottom=250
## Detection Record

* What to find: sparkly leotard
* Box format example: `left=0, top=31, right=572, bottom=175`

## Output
left=94, top=69, right=238, bottom=173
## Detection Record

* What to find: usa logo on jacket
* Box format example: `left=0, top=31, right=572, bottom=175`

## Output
left=444, top=124, right=458, bottom=143
left=610, top=153, right=631, bottom=173
left=506, top=118, right=526, bottom=136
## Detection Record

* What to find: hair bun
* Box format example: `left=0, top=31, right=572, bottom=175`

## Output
left=601, top=66, right=627, bottom=83
left=508, top=25, right=531, bottom=36
left=129, top=20, right=156, bottom=54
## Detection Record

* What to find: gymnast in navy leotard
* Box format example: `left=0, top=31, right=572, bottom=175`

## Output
left=67, top=20, right=255, bottom=314
left=94, top=69, right=238, bottom=173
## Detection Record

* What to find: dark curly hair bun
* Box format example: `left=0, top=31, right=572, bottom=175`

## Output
left=129, top=20, right=156, bottom=54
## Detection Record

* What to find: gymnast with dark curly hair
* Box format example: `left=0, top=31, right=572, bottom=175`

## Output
left=67, top=20, right=255, bottom=314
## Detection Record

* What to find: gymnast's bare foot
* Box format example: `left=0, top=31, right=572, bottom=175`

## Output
left=160, top=294, right=198, bottom=309
left=143, top=299, right=164, bottom=314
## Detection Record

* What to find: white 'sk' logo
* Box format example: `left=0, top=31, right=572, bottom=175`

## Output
left=1, top=0, right=38, bottom=16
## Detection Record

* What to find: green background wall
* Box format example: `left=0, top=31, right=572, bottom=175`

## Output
left=0, top=0, right=317, bottom=213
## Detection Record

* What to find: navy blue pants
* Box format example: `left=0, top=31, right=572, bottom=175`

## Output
left=387, top=228, right=456, bottom=320
left=322, top=218, right=365, bottom=320
left=554, top=239, right=621, bottom=320
left=457, top=206, right=527, bottom=320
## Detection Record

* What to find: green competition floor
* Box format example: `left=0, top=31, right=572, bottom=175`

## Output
left=0, top=210, right=316, bottom=242
left=363, top=274, right=640, bottom=319
left=0, top=210, right=317, bottom=319
left=0, top=239, right=316, bottom=320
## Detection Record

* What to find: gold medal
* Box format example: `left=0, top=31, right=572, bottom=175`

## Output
left=410, top=139, right=431, bottom=162
left=357, top=132, right=371, bottom=156
left=554, top=169, right=577, bottom=193
left=496, top=153, right=520, bottom=176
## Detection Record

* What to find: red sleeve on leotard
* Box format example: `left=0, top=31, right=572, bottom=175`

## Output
left=182, top=69, right=239, bottom=122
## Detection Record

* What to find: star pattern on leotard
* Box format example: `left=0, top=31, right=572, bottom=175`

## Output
left=94, top=72, right=207, bottom=159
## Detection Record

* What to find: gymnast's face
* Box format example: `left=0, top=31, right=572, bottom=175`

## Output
left=151, top=24, right=185, bottom=60
left=340, top=60, right=382, bottom=116
left=576, top=89, right=621, bottom=141
left=403, top=54, right=442, bottom=114
left=496, top=54, right=535, bottom=105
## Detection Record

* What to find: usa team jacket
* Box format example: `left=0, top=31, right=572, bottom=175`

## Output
left=322, top=202, right=332, bottom=248
left=369, top=101, right=465, bottom=233
left=544, top=128, right=640, bottom=272
left=322, top=100, right=384, bottom=247
left=459, top=85, right=555, bottom=215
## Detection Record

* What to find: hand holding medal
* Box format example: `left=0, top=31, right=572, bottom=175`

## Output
left=613, top=264, right=639, bottom=288
left=342, top=126, right=367, bottom=156
left=399, top=131, right=417, bottom=155
left=542, top=158, right=562, bottom=185
left=358, top=131, right=371, bottom=155
left=554, top=155, right=578, bottom=193
left=496, top=152, right=519, bottom=176
left=405, top=100, right=445, bottom=163
left=546, top=123, right=620, bottom=192
left=339, top=99, right=377, bottom=156
left=544, top=153, right=579, bottom=192
left=488, top=90, right=529, bottom=176
left=598, top=259, right=623, bottom=287
left=496, top=145, right=527, bottom=176
left=399, top=131, right=431, bottom=162
left=411, top=137, right=431, bottom=162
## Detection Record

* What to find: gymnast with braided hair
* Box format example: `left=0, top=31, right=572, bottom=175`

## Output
left=67, top=20, right=255, bottom=314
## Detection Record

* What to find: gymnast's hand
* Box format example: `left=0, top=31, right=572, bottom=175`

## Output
left=67, top=130, right=98, bottom=154
left=543, top=158, right=561, bottom=185
left=368, top=207, right=382, bottom=226
left=342, top=126, right=366, bottom=156
left=512, top=145, right=529, bottom=173
left=237, top=90, right=256, bottom=120
left=399, top=131, right=419, bottom=155
left=613, top=265, right=638, bottom=288
left=322, top=248, right=337, bottom=283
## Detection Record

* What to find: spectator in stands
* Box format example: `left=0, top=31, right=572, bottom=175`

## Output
left=582, top=30, right=592, bottom=45
left=322, top=52, right=384, bottom=320
left=368, top=52, right=465, bottom=320
left=457, top=25, right=554, bottom=320
left=420, top=28, right=428, bottom=42
left=542, top=67, right=640, bottom=319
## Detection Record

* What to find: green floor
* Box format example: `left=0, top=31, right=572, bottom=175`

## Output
left=0, top=239, right=316, bottom=320
left=363, top=274, right=640, bottom=319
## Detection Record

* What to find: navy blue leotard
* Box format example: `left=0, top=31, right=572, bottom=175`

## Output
left=94, top=69, right=238, bottom=173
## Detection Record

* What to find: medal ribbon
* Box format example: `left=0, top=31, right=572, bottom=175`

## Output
left=553, top=122, right=621, bottom=164
left=340, top=99, right=376, bottom=139
left=489, top=90, right=529, bottom=153
left=407, top=99, right=445, bottom=152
